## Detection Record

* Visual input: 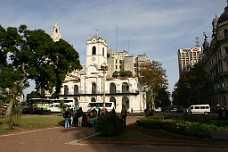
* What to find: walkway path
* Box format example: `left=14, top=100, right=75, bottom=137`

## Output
left=0, top=115, right=227, bottom=152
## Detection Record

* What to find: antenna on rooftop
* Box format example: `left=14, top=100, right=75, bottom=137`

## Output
left=196, top=36, right=200, bottom=47
left=115, top=26, right=118, bottom=51
left=128, top=40, right=130, bottom=53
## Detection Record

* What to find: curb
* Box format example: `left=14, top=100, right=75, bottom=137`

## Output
left=78, top=140, right=228, bottom=148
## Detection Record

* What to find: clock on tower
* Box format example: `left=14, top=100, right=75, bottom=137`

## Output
left=51, top=23, right=62, bottom=42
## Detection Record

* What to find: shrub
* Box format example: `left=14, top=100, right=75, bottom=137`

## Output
left=136, top=116, right=227, bottom=138
left=95, top=112, right=124, bottom=136
left=199, top=123, right=220, bottom=132
left=145, top=110, right=154, bottom=117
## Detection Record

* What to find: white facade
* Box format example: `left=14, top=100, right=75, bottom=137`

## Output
left=58, top=31, right=146, bottom=113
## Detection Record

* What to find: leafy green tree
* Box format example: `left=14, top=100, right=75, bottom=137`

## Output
left=138, top=61, right=168, bottom=110
left=26, top=91, right=41, bottom=101
left=172, top=75, right=191, bottom=107
left=112, top=71, right=132, bottom=78
left=155, top=86, right=171, bottom=107
left=0, top=24, right=81, bottom=119
left=119, top=71, right=132, bottom=77
left=59, top=99, right=67, bottom=112
left=172, top=63, right=210, bottom=107
left=112, top=71, right=119, bottom=78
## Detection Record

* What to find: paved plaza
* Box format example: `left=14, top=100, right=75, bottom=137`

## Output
left=0, top=115, right=228, bottom=152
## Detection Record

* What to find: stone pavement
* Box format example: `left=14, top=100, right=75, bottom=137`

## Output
left=0, top=115, right=228, bottom=152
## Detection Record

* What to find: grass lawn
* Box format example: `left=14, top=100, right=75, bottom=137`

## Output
left=0, top=114, right=64, bottom=133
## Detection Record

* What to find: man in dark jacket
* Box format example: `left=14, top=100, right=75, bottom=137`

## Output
left=63, top=108, right=70, bottom=128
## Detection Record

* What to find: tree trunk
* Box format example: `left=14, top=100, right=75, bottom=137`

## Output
left=5, top=62, right=27, bottom=117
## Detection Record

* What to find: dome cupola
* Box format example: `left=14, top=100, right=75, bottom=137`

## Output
left=218, top=1, right=228, bottom=23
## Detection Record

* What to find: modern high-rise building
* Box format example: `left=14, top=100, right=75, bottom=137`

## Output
left=178, top=47, right=203, bottom=76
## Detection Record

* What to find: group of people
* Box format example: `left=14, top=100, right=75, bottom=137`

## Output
left=63, top=107, right=101, bottom=128
left=217, top=106, right=228, bottom=119
left=63, top=105, right=128, bottom=128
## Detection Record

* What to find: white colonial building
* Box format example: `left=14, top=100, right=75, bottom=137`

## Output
left=50, top=25, right=147, bottom=113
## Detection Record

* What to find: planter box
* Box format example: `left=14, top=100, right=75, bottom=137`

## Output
left=210, top=131, right=228, bottom=140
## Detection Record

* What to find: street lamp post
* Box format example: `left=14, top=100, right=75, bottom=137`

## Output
left=100, top=62, right=108, bottom=112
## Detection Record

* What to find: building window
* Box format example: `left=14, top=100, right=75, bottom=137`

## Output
left=92, top=82, right=97, bottom=94
left=91, top=97, right=96, bottom=102
left=102, top=48, right=105, bottom=56
left=74, top=85, right=78, bottom=95
left=110, top=83, right=116, bottom=94
left=225, top=48, right=228, bottom=55
left=64, top=85, right=69, bottom=95
left=92, top=46, right=96, bottom=55
left=122, top=82, right=129, bottom=93
left=224, top=29, right=228, bottom=38
left=110, top=97, right=116, bottom=108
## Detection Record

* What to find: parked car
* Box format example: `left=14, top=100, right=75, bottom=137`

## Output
left=170, top=107, right=178, bottom=112
left=155, top=107, right=162, bottom=112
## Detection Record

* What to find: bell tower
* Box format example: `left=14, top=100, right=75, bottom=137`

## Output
left=86, top=31, right=108, bottom=73
left=51, top=23, right=62, bottom=42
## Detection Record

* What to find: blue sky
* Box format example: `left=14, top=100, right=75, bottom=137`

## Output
left=0, top=0, right=226, bottom=95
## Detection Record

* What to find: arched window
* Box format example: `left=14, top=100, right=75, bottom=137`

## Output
left=224, top=29, right=228, bottom=38
left=122, top=96, right=129, bottom=110
left=122, top=82, right=129, bottom=93
left=92, top=82, right=97, bottom=94
left=64, top=85, right=69, bottom=95
left=102, top=47, right=105, bottom=56
left=110, top=96, right=116, bottom=108
left=110, top=83, right=116, bottom=94
left=74, top=85, right=78, bottom=95
left=92, top=46, right=96, bottom=55
left=74, top=97, right=79, bottom=108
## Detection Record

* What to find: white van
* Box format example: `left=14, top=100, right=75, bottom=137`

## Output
left=48, top=103, right=61, bottom=112
left=87, top=102, right=115, bottom=112
left=186, top=104, right=210, bottom=115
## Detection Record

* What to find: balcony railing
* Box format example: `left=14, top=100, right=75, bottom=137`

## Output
left=59, top=89, right=140, bottom=96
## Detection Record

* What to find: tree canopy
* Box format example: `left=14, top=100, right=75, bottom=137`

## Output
left=0, top=24, right=81, bottom=116
left=172, top=63, right=210, bottom=107
left=138, top=60, right=168, bottom=109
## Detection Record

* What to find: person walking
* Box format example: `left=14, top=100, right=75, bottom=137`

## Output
left=63, top=108, right=70, bottom=128
left=69, top=108, right=74, bottom=127
left=121, top=105, right=127, bottom=127
left=77, top=107, right=83, bottom=127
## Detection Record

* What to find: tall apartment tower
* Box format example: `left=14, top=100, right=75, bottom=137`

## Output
left=178, top=47, right=203, bottom=76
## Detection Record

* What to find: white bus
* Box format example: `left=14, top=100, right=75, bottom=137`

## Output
left=87, top=102, right=115, bottom=112
left=26, top=98, right=76, bottom=113
left=186, top=104, right=210, bottom=115
left=48, top=99, right=76, bottom=112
